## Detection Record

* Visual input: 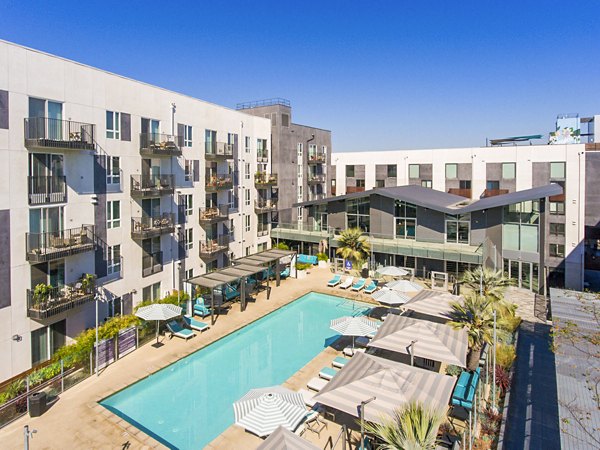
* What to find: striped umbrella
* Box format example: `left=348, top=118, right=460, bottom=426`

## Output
left=330, top=316, right=379, bottom=349
left=233, top=386, right=307, bottom=437
left=257, top=425, right=319, bottom=450
left=375, top=266, right=409, bottom=278
left=135, top=303, right=182, bottom=345
left=371, top=288, right=410, bottom=306
left=386, top=279, right=424, bottom=293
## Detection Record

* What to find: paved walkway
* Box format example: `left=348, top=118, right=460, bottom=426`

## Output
left=500, top=321, right=561, bottom=450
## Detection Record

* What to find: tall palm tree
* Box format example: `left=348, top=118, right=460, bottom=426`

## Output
left=461, top=267, right=512, bottom=302
left=448, top=294, right=494, bottom=370
left=336, top=228, right=371, bottom=269
left=363, top=401, right=445, bottom=450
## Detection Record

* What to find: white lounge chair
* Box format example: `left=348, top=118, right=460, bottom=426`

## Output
left=332, top=356, right=349, bottom=368
left=307, top=377, right=328, bottom=392
left=343, top=347, right=365, bottom=357
left=339, top=276, right=354, bottom=289
left=318, top=366, right=338, bottom=380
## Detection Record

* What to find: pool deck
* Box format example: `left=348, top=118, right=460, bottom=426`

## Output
left=0, top=267, right=381, bottom=450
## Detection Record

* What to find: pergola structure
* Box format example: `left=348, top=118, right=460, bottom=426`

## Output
left=185, top=248, right=296, bottom=324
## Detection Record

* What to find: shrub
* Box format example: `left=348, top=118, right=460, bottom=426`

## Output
left=445, top=364, right=463, bottom=377
left=134, top=290, right=189, bottom=311
left=273, top=242, right=290, bottom=250
left=296, top=262, right=312, bottom=271
left=316, top=252, right=328, bottom=262
left=495, top=365, right=511, bottom=393
left=495, top=343, right=516, bottom=370
left=0, top=379, right=25, bottom=405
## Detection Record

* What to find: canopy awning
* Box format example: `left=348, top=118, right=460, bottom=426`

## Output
left=401, top=290, right=462, bottom=320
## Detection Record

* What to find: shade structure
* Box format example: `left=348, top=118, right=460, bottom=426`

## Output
left=371, top=288, right=410, bottom=306
left=402, top=290, right=463, bottom=321
left=313, top=352, right=455, bottom=424
left=256, top=425, right=319, bottom=450
left=375, top=266, right=409, bottom=278
left=233, top=386, right=307, bottom=438
left=135, top=303, right=182, bottom=345
left=368, top=315, right=468, bottom=367
left=385, top=279, right=424, bottom=293
left=330, top=316, right=379, bottom=349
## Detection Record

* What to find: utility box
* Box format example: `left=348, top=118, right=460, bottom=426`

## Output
left=29, top=391, right=47, bottom=417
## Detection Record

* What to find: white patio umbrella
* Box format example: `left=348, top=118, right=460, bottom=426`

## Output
left=257, top=425, right=319, bottom=450
left=386, top=279, right=424, bottom=293
left=330, top=316, right=379, bottom=349
left=233, top=386, right=307, bottom=437
left=375, top=266, right=409, bottom=278
left=135, top=303, right=182, bottom=345
left=371, top=288, right=410, bottom=306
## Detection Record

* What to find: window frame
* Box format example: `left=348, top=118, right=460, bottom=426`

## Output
left=106, top=111, right=120, bottom=140
left=502, top=162, right=516, bottom=180
left=107, top=244, right=121, bottom=275
left=550, top=162, right=566, bottom=180
left=409, top=164, right=420, bottom=179
left=445, top=163, right=458, bottom=179
left=106, top=156, right=120, bottom=185
left=549, top=222, right=565, bottom=236
left=185, top=228, right=193, bottom=251
left=549, top=243, right=565, bottom=258
left=107, top=200, right=121, bottom=229
left=183, top=125, right=192, bottom=147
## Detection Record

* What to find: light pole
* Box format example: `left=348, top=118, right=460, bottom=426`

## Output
left=24, top=425, right=37, bottom=450
left=360, top=396, right=376, bottom=450
left=492, top=308, right=497, bottom=412
left=95, top=294, right=107, bottom=376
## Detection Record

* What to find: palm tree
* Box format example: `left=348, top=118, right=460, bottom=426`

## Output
left=448, top=294, right=494, bottom=370
left=363, top=401, right=445, bottom=450
left=461, top=267, right=512, bottom=302
left=336, top=228, right=371, bottom=269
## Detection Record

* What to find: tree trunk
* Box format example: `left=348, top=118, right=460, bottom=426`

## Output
left=467, top=345, right=482, bottom=371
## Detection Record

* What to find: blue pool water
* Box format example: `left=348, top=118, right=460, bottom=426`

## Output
left=101, top=292, right=370, bottom=449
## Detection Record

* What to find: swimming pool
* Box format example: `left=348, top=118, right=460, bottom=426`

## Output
left=101, top=292, right=371, bottom=449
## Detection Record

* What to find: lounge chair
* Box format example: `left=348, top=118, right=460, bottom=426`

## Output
left=193, top=299, right=211, bottom=318
left=280, top=267, right=290, bottom=279
left=223, top=284, right=240, bottom=301
left=364, top=280, right=378, bottom=294
left=327, top=274, right=342, bottom=287
left=332, top=356, right=349, bottom=368
left=298, top=388, right=318, bottom=408
left=343, top=347, right=365, bottom=357
left=339, top=276, right=354, bottom=289
left=166, top=321, right=196, bottom=340
left=355, top=336, right=370, bottom=347
left=182, top=316, right=210, bottom=332
left=318, top=366, right=338, bottom=381
left=351, top=278, right=366, bottom=291
left=302, top=409, right=327, bottom=438
left=307, top=377, right=328, bottom=392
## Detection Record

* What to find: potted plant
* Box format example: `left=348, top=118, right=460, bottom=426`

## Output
left=295, top=262, right=311, bottom=279
left=33, top=283, right=52, bottom=306
left=316, top=252, right=329, bottom=268
left=80, top=273, right=95, bottom=293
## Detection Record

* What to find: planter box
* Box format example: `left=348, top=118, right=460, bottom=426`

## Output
left=296, top=270, right=307, bottom=279
left=318, top=260, right=329, bottom=269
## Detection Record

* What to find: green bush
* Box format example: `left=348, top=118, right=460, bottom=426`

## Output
left=445, top=364, right=463, bottom=377
left=0, top=379, right=25, bottom=405
left=495, top=343, right=516, bottom=370
left=273, top=242, right=290, bottom=250
left=316, top=252, right=328, bottom=262
left=296, top=262, right=312, bottom=271
left=134, top=290, right=189, bottom=311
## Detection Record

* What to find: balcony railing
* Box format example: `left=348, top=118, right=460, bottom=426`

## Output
left=257, top=223, right=270, bottom=237
left=308, top=153, right=326, bottom=164
left=448, top=188, right=472, bottom=199
left=24, top=117, right=95, bottom=151
left=130, top=174, right=174, bottom=197
left=131, top=214, right=175, bottom=239
left=199, top=205, right=229, bottom=225
left=257, top=153, right=269, bottom=163
left=346, top=186, right=365, bottom=194
left=199, top=236, right=230, bottom=258
left=205, top=142, right=234, bottom=159
left=254, top=172, right=278, bottom=187
left=142, top=251, right=163, bottom=277
left=205, top=174, right=233, bottom=192
left=308, top=174, right=326, bottom=185
left=26, top=225, right=95, bottom=263
left=482, top=188, right=509, bottom=198
left=255, top=199, right=278, bottom=213
left=140, top=133, right=181, bottom=157
left=26, top=277, right=95, bottom=320
left=28, top=176, right=67, bottom=205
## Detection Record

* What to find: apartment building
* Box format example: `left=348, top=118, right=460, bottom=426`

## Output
left=236, top=99, right=332, bottom=223
left=0, top=40, right=272, bottom=382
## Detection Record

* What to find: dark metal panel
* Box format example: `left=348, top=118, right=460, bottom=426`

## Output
left=0, top=90, right=8, bottom=129
left=120, top=113, right=131, bottom=141
left=0, top=210, right=11, bottom=308
left=193, top=160, right=200, bottom=182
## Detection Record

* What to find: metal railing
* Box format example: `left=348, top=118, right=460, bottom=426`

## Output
left=28, top=175, right=67, bottom=205
left=448, top=188, right=472, bottom=198
left=131, top=214, right=175, bottom=239
left=198, top=205, right=229, bottom=224
left=257, top=223, right=270, bottom=237
left=199, top=236, right=230, bottom=258
left=308, top=152, right=326, bottom=164
left=483, top=189, right=509, bottom=198
left=26, top=225, right=95, bottom=263
left=254, top=172, right=278, bottom=186
left=205, top=142, right=234, bottom=159
left=130, top=174, right=174, bottom=197
left=142, top=251, right=163, bottom=277
left=24, top=117, right=96, bottom=151
left=255, top=199, right=278, bottom=212
left=346, top=186, right=365, bottom=194
left=236, top=98, right=291, bottom=110
left=308, top=174, right=326, bottom=184
left=27, top=278, right=95, bottom=320
left=139, top=133, right=181, bottom=156
left=205, top=174, right=233, bottom=191
left=257, top=152, right=269, bottom=162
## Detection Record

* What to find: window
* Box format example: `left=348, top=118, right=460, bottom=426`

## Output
left=257, top=139, right=268, bottom=159
left=185, top=268, right=194, bottom=280
left=503, top=201, right=540, bottom=252
left=486, top=180, right=500, bottom=190
left=502, top=163, right=516, bottom=180
left=356, top=179, right=365, bottom=188
left=297, top=143, right=303, bottom=159
left=184, top=160, right=193, bottom=182
left=459, top=180, right=471, bottom=189
left=550, top=162, right=566, bottom=180
left=281, top=113, right=290, bottom=127
left=550, top=201, right=565, bottom=215
left=107, top=200, right=120, bottom=228
left=549, top=243, right=565, bottom=258
left=108, top=297, right=122, bottom=318
left=297, top=206, right=303, bottom=222
left=183, top=194, right=193, bottom=216
left=550, top=223, right=565, bottom=236
left=245, top=215, right=251, bottom=232
left=376, top=180, right=385, bottom=188
left=185, top=228, right=193, bottom=251
left=395, top=201, right=417, bottom=239
left=245, top=136, right=251, bottom=153
left=245, top=246, right=251, bottom=256
left=445, top=164, right=458, bottom=179
left=421, top=180, right=432, bottom=188
left=107, top=245, right=121, bottom=275
left=245, top=163, right=250, bottom=180
left=445, top=214, right=470, bottom=244
left=409, top=164, right=420, bottom=179
left=297, top=165, right=303, bottom=177
left=106, top=111, right=120, bottom=139
left=142, top=282, right=161, bottom=302
left=387, top=165, right=397, bottom=178
left=297, top=185, right=303, bottom=202
left=183, top=125, right=192, bottom=147
left=346, top=165, right=355, bottom=177
left=346, top=197, right=370, bottom=231
left=106, top=156, right=120, bottom=184
left=245, top=189, right=251, bottom=206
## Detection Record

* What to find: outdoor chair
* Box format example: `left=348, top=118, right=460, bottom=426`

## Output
left=351, top=278, right=366, bottom=291
left=318, top=366, right=337, bottom=381
left=339, top=276, right=354, bottom=289
left=327, top=274, right=342, bottom=287
left=166, top=321, right=196, bottom=340
left=364, top=280, right=378, bottom=294
left=307, top=377, right=328, bottom=392
left=182, top=316, right=210, bottom=332
left=331, top=356, right=349, bottom=368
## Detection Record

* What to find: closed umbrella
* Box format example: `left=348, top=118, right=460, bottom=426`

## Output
left=375, top=266, right=409, bottom=278
left=330, top=316, right=379, bottom=350
left=371, top=288, right=410, bottom=306
left=386, top=279, right=424, bottom=293
left=135, top=303, right=182, bottom=346
left=233, top=386, right=307, bottom=437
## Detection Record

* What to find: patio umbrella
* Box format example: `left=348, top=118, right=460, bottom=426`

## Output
left=233, top=386, right=307, bottom=437
left=401, top=290, right=462, bottom=321
left=371, top=288, right=410, bottom=306
left=135, top=303, right=182, bottom=345
left=330, top=316, right=379, bottom=349
left=256, top=425, right=319, bottom=450
left=386, top=279, right=424, bottom=293
left=375, top=266, right=409, bottom=278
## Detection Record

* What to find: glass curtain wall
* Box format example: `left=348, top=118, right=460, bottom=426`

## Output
left=346, top=197, right=370, bottom=231
left=395, top=200, right=417, bottom=239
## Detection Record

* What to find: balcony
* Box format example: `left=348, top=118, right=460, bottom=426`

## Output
left=142, top=251, right=163, bottom=277
left=308, top=152, right=326, bottom=165
left=26, top=225, right=95, bottom=263
left=199, top=205, right=229, bottom=225
left=205, top=174, right=233, bottom=192
left=28, top=176, right=67, bottom=205
left=257, top=223, right=270, bottom=237
left=24, top=117, right=95, bottom=151
left=130, top=174, right=174, bottom=197
left=140, top=133, right=181, bottom=157
left=482, top=189, right=509, bottom=198
left=131, top=214, right=175, bottom=240
left=308, top=174, right=326, bottom=185
left=257, top=153, right=269, bottom=163
left=254, top=172, right=278, bottom=187
left=27, top=277, right=95, bottom=320
left=448, top=188, right=472, bottom=198
left=205, top=142, right=234, bottom=160
left=255, top=199, right=278, bottom=213
left=346, top=186, right=365, bottom=194
left=199, top=236, right=230, bottom=259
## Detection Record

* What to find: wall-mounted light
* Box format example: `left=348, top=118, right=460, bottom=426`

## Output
left=12, top=334, right=22, bottom=342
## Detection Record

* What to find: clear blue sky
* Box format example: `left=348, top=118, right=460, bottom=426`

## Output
left=2, top=0, right=599, bottom=151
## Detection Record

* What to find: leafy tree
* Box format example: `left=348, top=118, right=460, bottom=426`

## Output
left=461, top=267, right=512, bottom=303
left=335, top=228, right=370, bottom=268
